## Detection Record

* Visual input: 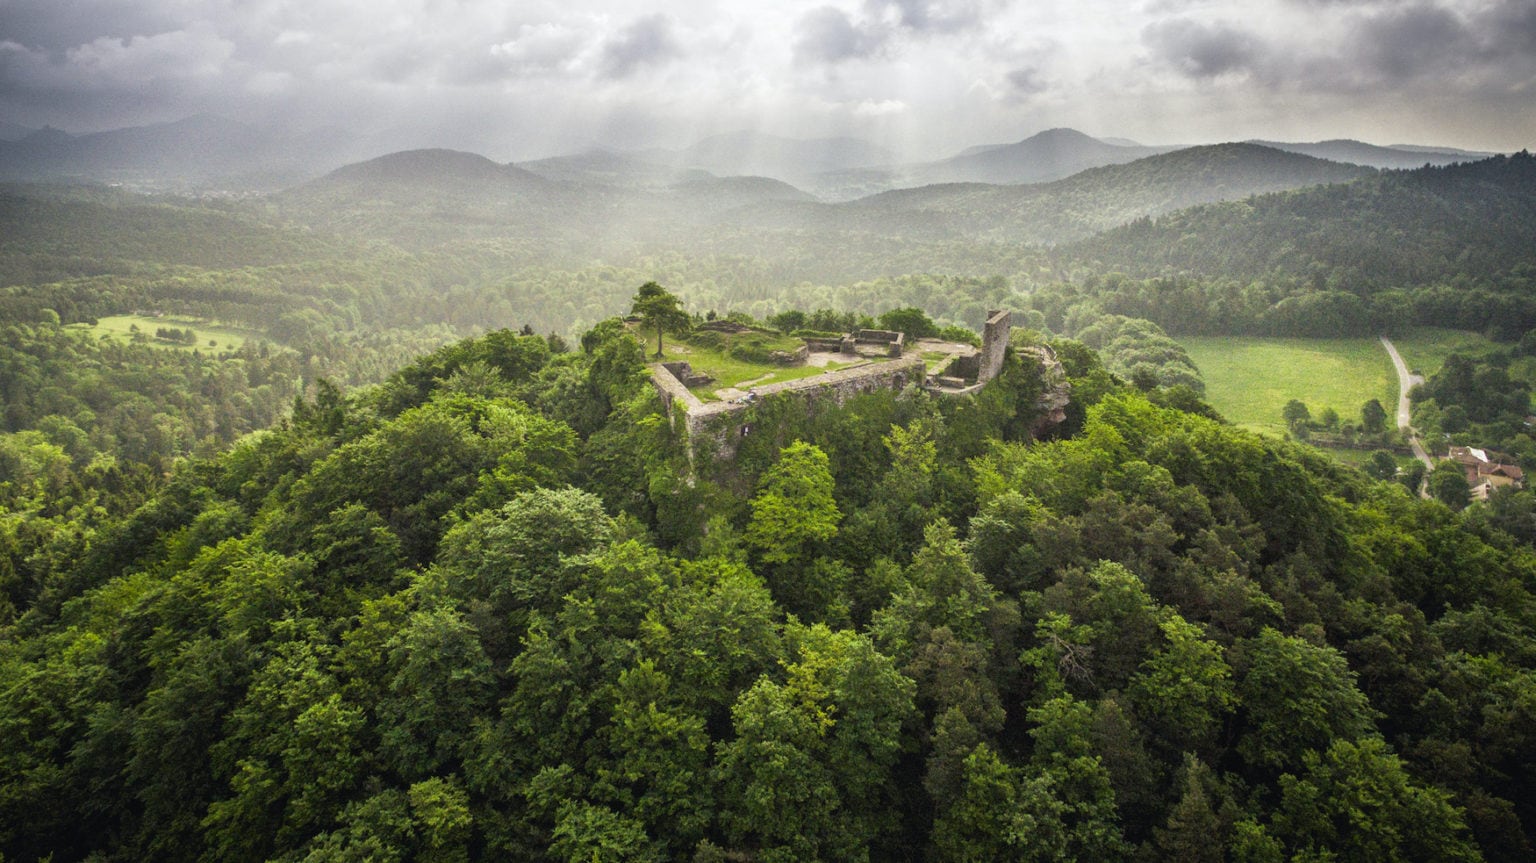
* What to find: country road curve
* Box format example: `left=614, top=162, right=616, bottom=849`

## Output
left=1380, top=335, right=1433, bottom=470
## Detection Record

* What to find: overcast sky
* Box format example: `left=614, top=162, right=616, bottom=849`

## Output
left=1, top=0, right=1532, bottom=160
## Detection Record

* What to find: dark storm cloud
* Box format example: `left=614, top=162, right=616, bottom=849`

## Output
left=1005, top=66, right=1048, bottom=97
left=1141, top=0, right=1536, bottom=116
left=1143, top=18, right=1265, bottom=78
left=0, top=0, right=181, bottom=52
left=0, top=1, right=1529, bottom=159
left=793, top=7, right=887, bottom=63
left=1478, top=0, right=1536, bottom=58
left=793, top=0, right=1006, bottom=66
left=867, top=0, right=993, bottom=34
left=1351, top=3, right=1469, bottom=81
left=598, top=14, right=681, bottom=79
left=1294, top=1, right=1536, bottom=90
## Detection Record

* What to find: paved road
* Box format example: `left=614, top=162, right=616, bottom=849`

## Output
left=1380, top=335, right=1433, bottom=470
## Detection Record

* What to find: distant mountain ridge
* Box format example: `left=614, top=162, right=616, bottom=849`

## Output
left=1246, top=138, right=1492, bottom=170
left=0, top=114, right=371, bottom=190
left=0, top=111, right=1508, bottom=200
left=680, top=130, right=894, bottom=178
left=911, top=127, right=1178, bottom=185
left=314, top=148, right=552, bottom=192
left=736, top=142, right=1374, bottom=245
left=802, top=128, right=1179, bottom=200
left=0, top=120, right=37, bottom=142
left=272, top=148, right=581, bottom=247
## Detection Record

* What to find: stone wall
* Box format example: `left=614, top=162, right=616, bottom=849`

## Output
left=769, top=344, right=810, bottom=365
left=853, top=329, right=905, bottom=358
left=683, top=355, right=925, bottom=461
left=662, top=361, right=714, bottom=388
left=650, top=362, right=701, bottom=428
left=979, top=309, right=1010, bottom=384
left=947, top=354, right=981, bottom=380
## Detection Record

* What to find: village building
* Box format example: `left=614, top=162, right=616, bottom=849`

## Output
left=1448, top=445, right=1526, bottom=501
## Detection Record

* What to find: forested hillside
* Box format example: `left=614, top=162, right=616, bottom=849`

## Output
left=3, top=321, right=1534, bottom=861
left=1069, top=152, right=1536, bottom=289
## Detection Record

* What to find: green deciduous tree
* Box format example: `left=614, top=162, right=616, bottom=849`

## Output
left=1282, top=399, right=1311, bottom=430
left=714, top=624, right=915, bottom=862
left=745, top=441, right=841, bottom=563
left=1235, top=628, right=1376, bottom=771
left=1362, top=398, right=1388, bottom=434
left=1365, top=449, right=1399, bottom=481
left=1272, top=737, right=1482, bottom=862
left=1128, top=614, right=1236, bottom=753
left=1428, top=461, right=1472, bottom=510
left=629, top=282, right=689, bottom=358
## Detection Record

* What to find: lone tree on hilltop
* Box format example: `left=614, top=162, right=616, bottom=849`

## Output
left=630, top=281, right=690, bottom=358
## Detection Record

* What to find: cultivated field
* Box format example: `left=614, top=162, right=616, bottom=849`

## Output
left=1180, top=336, right=1398, bottom=437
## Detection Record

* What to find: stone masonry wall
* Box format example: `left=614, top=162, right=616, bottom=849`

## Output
left=681, top=355, right=925, bottom=461
left=650, top=362, right=701, bottom=429
left=979, top=309, right=1010, bottom=384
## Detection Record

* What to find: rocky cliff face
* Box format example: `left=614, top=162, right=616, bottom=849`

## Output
left=1019, top=345, right=1071, bottom=437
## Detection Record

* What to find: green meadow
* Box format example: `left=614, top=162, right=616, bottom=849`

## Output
left=69, top=314, right=260, bottom=353
left=1385, top=326, right=1496, bottom=378
left=1180, top=336, right=1398, bottom=437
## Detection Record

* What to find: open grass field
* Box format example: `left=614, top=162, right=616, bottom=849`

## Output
left=1386, top=327, right=1496, bottom=378
left=69, top=314, right=260, bottom=353
left=1180, top=336, right=1398, bottom=438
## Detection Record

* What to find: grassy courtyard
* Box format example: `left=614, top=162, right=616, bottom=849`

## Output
left=640, top=326, right=855, bottom=399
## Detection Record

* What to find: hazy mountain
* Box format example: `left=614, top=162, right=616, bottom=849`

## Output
left=305, top=148, right=552, bottom=193
left=0, top=114, right=366, bottom=191
left=908, top=127, right=1177, bottom=186
left=1246, top=138, right=1493, bottom=170
left=0, top=120, right=36, bottom=142
left=512, top=132, right=893, bottom=201
left=802, top=127, right=1180, bottom=200
left=1069, top=151, right=1536, bottom=287
left=662, top=174, right=815, bottom=215
left=741, top=143, right=1373, bottom=245
left=517, top=148, right=700, bottom=189
left=273, top=147, right=827, bottom=253
left=270, top=148, right=588, bottom=247
left=1388, top=143, right=1496, bottom=156
left=679, top=131, right=893, bottom=179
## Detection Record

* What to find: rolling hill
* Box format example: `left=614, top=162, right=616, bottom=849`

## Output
left=736, top=143, right=1375, bottom=245
left=0, top=115, right=359, bottom=190
left=909, top=127, right=1176, bottom=185
left=1068, top=151, right=1536, bottom=287
left=1246, top=138, right=1493, bottom=170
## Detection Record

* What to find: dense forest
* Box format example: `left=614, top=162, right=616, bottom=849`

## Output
left=2, top=316, right=1535, bottom=861
left=4, top=144, right=1536, bottom=860
left=1046, top=154, right=1536, bottom=339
